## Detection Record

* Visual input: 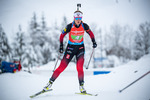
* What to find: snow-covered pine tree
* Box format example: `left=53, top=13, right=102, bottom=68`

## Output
left=12, top=25, right=26, bottom=61
left=133, top=33, right=144, bottom=60
left=28, top=12, right=54, bottom=65
left=0, top=24, right=11, bottom=61
left=28, top=12, right=41, bottom=66
left=133, top=22, right=150, bottom=60
left=138, top=22, right=150, bottom=54
left=41, top=13, right=47, bottom=30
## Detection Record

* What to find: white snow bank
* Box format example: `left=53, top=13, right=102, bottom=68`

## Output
left=0, top=54, right=150, bottom=100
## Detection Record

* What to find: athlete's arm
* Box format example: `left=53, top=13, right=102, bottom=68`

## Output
left=83, top=23, right=96, bottom=43
left=59, top=23, right=72, bottom=45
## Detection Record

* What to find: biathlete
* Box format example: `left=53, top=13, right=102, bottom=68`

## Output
left=43, top=10, right=97, bottom=93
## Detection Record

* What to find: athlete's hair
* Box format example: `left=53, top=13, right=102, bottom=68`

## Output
left=74, top=10, right=83, bottom=14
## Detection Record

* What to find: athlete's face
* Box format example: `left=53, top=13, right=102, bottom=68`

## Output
left=74, top=17, right=82, bottom=25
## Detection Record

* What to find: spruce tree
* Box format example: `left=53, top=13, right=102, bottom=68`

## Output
left=0, top=24, right=11, bottom=61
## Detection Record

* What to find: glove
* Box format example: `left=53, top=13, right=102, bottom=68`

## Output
left=59, top=44, right=63, bottom=53
left=93, top=42, right=97, bottom=48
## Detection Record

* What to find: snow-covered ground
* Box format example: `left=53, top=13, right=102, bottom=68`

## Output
left=0, top=54, right=150, bottom=100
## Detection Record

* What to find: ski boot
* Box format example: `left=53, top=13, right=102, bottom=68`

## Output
left=79, top=84, right=87, bottom=93
left=43, top=80, right=53, bottom=91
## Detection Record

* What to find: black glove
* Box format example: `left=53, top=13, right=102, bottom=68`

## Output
left=93, top=42, right=97, bottom=48
left=59, top=44, right=63, bottom=53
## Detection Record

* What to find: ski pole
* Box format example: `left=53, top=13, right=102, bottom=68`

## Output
left=86, top=48, right=95, bottom=69
left=119, top=70, right=150, bottom=93
left=53, top=53, right=61, bottom=72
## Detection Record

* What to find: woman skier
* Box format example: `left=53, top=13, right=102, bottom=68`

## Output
left=43, top=10, right=97, bottom=93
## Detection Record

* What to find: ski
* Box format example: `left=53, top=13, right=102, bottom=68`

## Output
left=30, top=89, right=52, bottom=98
left=75, top=92, right=98, bottom=96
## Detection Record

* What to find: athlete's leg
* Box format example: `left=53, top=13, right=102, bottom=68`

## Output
left=76, top=45, right=85, bottom=85
left=50, top=44, right=74, bottom=82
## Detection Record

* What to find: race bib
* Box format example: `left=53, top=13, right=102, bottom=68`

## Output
left=71, top=35, right=83, bottom=40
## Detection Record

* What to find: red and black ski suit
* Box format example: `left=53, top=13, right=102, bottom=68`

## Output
left=50, top=21, right=96, bottom=85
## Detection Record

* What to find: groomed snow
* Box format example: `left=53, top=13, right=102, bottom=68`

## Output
left=0, top=54, right=150, bottom=100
